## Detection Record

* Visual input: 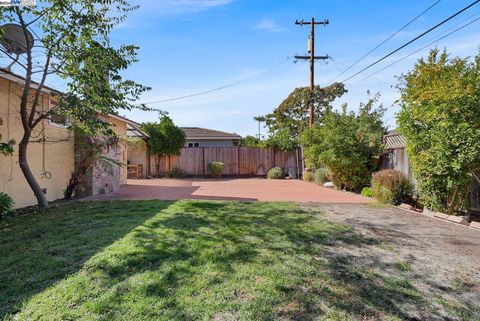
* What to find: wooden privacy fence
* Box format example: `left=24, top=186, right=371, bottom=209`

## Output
left=149, top=147, right=303, bottom=178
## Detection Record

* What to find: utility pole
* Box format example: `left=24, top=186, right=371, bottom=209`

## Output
left=295, top=18, right=329, bottom=128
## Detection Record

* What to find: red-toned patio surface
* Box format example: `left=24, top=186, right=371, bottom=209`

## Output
left=84, top=178, right=372, bottom=203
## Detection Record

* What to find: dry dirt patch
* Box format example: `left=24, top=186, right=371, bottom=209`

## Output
left=302, top=203, right=480, bottom=320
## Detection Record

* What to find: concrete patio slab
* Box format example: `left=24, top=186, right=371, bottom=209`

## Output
left=84, top=178, right=372, bottom=203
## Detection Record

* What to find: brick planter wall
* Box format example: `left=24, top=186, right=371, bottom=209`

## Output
left=74, top=135, right=122, bottom=198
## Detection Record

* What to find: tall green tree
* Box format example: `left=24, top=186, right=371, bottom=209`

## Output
left=265, top=83, right=347, bottom=138
left=0, top=1, right=148, bottom=208
left=300, top=96, right=385, bottom=191
left=142, top=116, right=186, bottom=176
left=239, top=135, right=265, bottom=148
left=397, top=49, right=480, bottom=213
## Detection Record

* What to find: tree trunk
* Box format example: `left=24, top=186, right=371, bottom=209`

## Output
left=18, top=137, right=49, bottom=209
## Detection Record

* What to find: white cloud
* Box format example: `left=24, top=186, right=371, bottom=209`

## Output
left=254, top=19, right=286, bottom=33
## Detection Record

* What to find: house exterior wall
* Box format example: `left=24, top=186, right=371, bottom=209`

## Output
left=185, top=139, right=238, bottom=148
left=127, top=141, right=148, bottom=178
left=76, top=115, right=128, bottom=197
left=0, top=77, right=74, bottom=209
left=103, top=116, right=128, bottom=185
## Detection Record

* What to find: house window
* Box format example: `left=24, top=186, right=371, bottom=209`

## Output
left=187, top=142, right=200, bottom=148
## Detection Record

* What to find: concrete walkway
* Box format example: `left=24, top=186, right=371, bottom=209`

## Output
left=84, top=178, right=372, bottom=203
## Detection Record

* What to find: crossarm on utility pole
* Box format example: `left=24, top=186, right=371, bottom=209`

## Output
left=295, top=17, right=329, bottom=128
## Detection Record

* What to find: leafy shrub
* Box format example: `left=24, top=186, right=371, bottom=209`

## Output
left=267, top=167, right=284, bottom=179
left=303, top=171, right=314, bottom=182
left=314, top=168, right=330, bottom=185
left=265, top=127, right=297, bottom=151
left=372, top=170, right=414, bottom=205
left=397, top=49, right=480, bottom=214
left=165, top=167, right=186, bottom=178
left=300, top=98, right=385, bottom=192
left=0, top=192, right=14, bottom=219
left=361, top=187, right=373, bottom=197
left=208, top=162, right=224, bottom=178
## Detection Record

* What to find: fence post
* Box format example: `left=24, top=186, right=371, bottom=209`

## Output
left=202, top=147, right=205, bottom=176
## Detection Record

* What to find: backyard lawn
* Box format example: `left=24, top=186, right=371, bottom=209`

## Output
left=0, top=200, right=478, bottom=321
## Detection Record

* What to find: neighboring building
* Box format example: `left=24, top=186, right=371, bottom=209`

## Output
left=0, top=68, right=130, bottom=208
left=381, top=130, right=413, bottom=181
left=381, top=130, right=480, bottom=211
left=181, top=127, right=241, bottom=148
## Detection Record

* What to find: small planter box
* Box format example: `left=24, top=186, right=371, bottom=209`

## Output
left=434, top=212, right=450, bottom=220
left=470, top=221, right=480, bottom=230
left=447, top=215, right=470, bottom=226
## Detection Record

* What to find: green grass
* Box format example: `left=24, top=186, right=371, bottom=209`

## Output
left=0, top=200, right=437, bottom=320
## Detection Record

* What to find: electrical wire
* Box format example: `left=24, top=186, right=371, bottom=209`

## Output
left=356, top=13, right=480, bottom=84
left=329, top=0, right=443, bottom=83
left=141, top=56, right=294, bottom=106
left=340, top=0, right=480, bottom=83
left=329, top=56, right=393, bottom=87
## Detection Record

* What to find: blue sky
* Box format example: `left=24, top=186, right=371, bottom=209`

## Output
left=7, top=0, right=480, bottom=136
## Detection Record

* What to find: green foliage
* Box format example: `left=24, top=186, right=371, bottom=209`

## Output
left=361, top=187, right=373, bottom=198
left=0, top=1, right=148, bottom=208
left=397, top=49, right=480, bottom=214
left=0, top=138, right=15, bottom=156
left=314, top=168, right=330, bottom=185
left=239, top=135, right=265, bottom=148
left=165, top=167, right=186, bottom=178
left=65, top=127, right=120, bottom=199
left=372, top=170, right=414, bottom=205
left=303, top=171, right=314, bottom=182
left=142, top=116, right=186, bottom=156
left=265, top=127, right=297, bottom=151
left=267, top=167, right=284, bottom=179
left=208, top=162, right=225, bottom=178
left=265, top=83, right=347, bottom=138
left=0, top=192, right=14, bottom=219
left=300, top=96, right=385, bottom=191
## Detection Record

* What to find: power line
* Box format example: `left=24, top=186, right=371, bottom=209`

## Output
left=141, top=56, right=293, bottom=105
left=340, top=0, right=480, bottom=83
left=329, top=56, right=393, bottom=87
left=329, top=0, right=443, bottom=83
left=356, top=13, right=480, bottom=83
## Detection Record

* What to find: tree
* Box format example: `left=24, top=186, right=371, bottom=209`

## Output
left=64, top=127, right=120, bottom=200
left=142, top=116, right=186, bottom=176
left=265, top=127, right=297, bottom=151
left=265, top=83, right=347, bottom=138
left=397, top=49, right=480, bottom=214
left=253, top=115, right=266, bottom=139
left=300, top=96, right=385, bottom=191
left=239, top=135, right=265, bottom=148
left=0, top=1, right=148, bottom=208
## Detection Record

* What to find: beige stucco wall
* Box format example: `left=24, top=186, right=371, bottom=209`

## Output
left=0, top=78, right=74, bottom=209
left=127, top=141, right=148, bottom=178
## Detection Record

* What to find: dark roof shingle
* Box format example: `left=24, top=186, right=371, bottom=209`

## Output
left=181, top=127, right=241, bottom=139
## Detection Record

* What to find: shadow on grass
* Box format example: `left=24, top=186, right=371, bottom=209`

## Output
left=2, top=200, right=435, bottom=320
left=0, top=200, right=172, bottom=318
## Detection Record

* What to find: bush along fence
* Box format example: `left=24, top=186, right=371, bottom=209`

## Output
left=147, top=147, right=303, bottom=178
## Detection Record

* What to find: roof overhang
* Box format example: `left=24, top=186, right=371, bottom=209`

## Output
left=0, top=68, right=63, bottom=96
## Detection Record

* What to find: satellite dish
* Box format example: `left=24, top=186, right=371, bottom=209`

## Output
left=0, top=23, right=34, bottom=55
